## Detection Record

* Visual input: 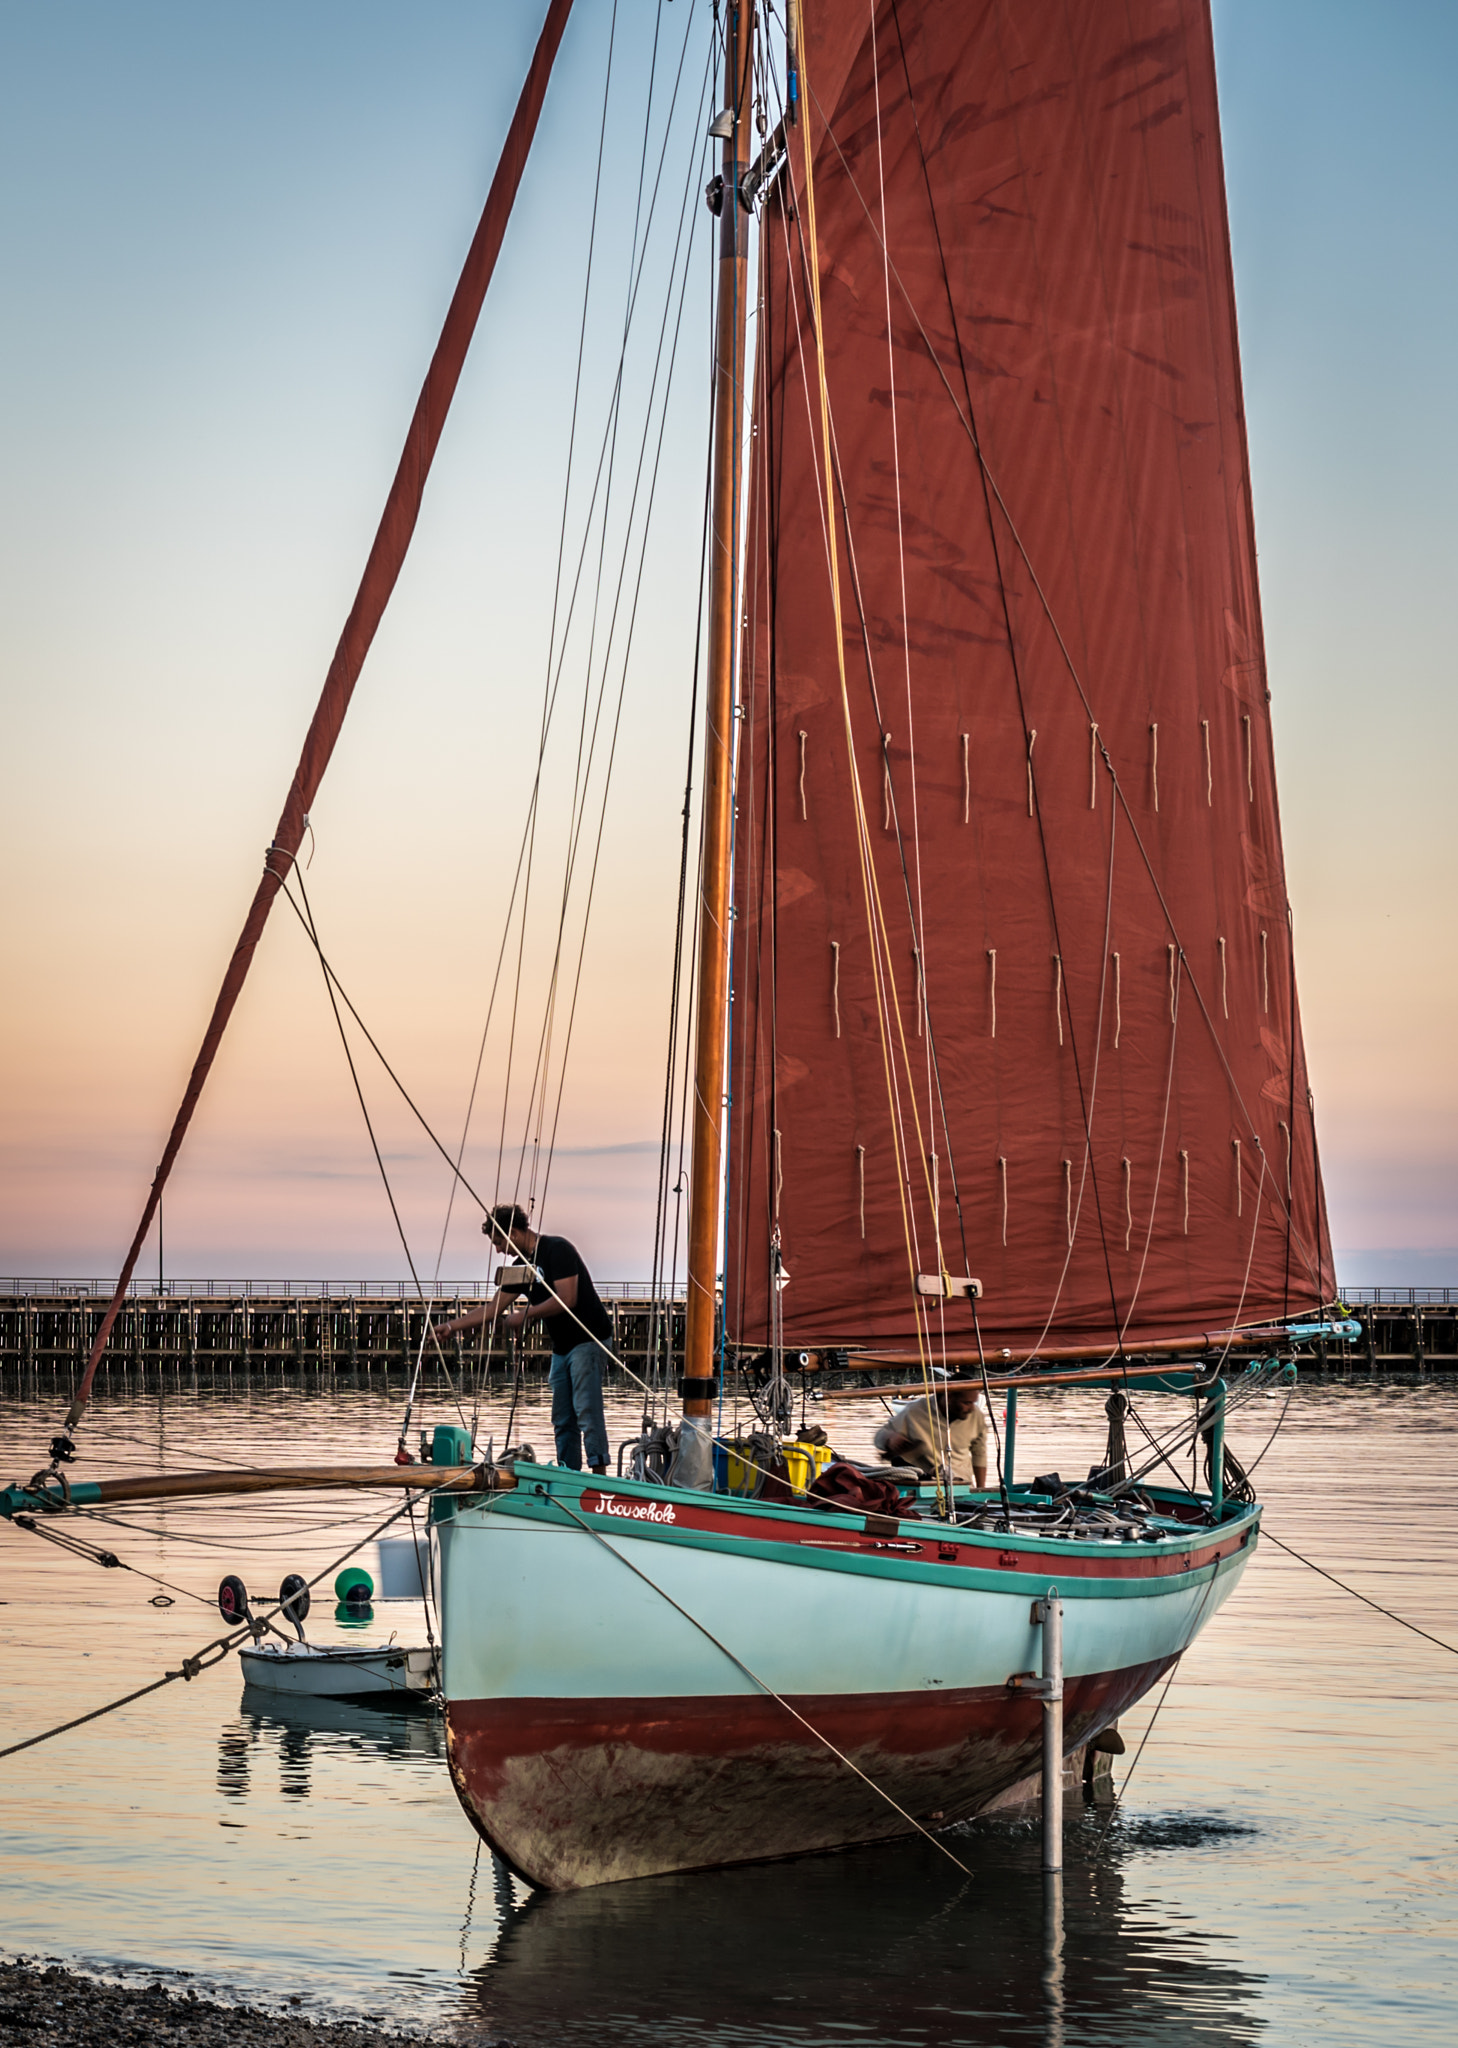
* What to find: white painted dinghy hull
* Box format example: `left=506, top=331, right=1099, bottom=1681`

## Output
left=238, top=1642, right=438, bottom=1702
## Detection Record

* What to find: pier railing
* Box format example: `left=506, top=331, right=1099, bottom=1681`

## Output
left=0, top=1277, right=681, bottom=1301
left=1338, top=1287, right=1458, bottom=1306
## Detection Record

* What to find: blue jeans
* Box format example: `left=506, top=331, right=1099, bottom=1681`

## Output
left=549, top=1341, right=610, bottom=1470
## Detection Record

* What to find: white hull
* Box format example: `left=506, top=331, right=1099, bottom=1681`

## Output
left=238, top=1641, right=438, bottom=1701
left=435, top=1467, right=1257, bottom=1887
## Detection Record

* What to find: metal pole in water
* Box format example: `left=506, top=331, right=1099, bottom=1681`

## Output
left=1004, top=1386, right=1018, bottom=1489
left=1210, top=1376, right=1227, bottom=1518
left=1038, top=1588, right=1064, bottom=1873
left=1041, top=1869, right=1066, bottom=2048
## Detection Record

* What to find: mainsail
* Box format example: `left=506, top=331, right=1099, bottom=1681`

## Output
left=727, top=0, right=1331, bottom=1354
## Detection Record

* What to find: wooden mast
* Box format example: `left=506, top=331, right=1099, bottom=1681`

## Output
left=683, top=2, right=756, bottom=1418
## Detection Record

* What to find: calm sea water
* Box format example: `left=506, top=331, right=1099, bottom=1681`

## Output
left=1, top=1374, right=1454, bottom=2046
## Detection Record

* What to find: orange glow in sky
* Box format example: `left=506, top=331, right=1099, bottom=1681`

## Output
left=3, top=3, right=1455, bottom=1288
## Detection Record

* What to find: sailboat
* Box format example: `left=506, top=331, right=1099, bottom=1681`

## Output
left=5, top=0, right=1336, bottom=1891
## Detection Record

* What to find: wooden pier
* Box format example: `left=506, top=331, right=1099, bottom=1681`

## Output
left=0, top=1281, right=1452, bottom=1392
left=0, top=1279, right=684, bottom=1393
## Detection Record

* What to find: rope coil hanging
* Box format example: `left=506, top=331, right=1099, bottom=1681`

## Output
left=797, top=729, right=808, bottom=818
left=1201, top=717, right=1213, bottom=805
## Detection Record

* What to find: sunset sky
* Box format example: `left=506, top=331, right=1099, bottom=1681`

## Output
left=3, top=1, right=1455, bottom=1289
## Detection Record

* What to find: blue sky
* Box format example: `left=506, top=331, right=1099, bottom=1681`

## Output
left=1214, top=0, right=1458, bottom=1280
left=2, top=1, right=1454, bottom=1286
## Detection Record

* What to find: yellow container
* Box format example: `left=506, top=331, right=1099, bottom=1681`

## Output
left=782, top=1440, right=834, bottom=1496
left=714, top=1438, right=762, bottom=1497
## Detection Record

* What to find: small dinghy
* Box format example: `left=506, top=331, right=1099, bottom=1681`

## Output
left=238, top=1639, right=438, bottom=1703
left=222, top=1567, right=438, bottom=1705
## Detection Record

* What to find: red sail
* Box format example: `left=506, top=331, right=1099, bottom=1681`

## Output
left=726, top=0, right=1331, bottom=1356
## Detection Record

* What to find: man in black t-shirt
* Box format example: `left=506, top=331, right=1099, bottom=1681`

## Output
left=484, top=1203, right=612, bottom=1474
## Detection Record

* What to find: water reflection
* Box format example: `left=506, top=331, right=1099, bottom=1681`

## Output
left=462, top=1813, right=1266, bottom=2048
left=217, top=1689, right=444, bottom=1804
left=3, top=1379, right=1452, bottom=2042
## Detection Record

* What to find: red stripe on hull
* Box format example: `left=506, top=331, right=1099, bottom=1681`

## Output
left=572, top=1487, right=1251, bottom=1581
left=445, top=1660, right=1169, bottom=1889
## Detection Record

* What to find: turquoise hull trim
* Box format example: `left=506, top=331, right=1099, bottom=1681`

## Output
left=434, top=1463, right=1256, bottom=1706
left=434, top=1463, right=1257, bottom=1886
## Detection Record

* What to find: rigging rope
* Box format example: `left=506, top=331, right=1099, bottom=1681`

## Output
left=280, top=872, right=470, bottom=1451
left=12, top=1514, right=211, bottom=1609
left=0, top=1489, right=432, bottom=1764
left=503, top=19, right=710, bottom=1235
left=790, top=11, right=943, bottom=1508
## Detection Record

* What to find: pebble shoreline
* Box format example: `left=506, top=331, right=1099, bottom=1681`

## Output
left=0, top=1960, right=509, bottom=2047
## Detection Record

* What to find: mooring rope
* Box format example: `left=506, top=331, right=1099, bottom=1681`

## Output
left=0, top=1489, right=433, bottom=1763
left=1262, top=1531, right=1458, bottom=1658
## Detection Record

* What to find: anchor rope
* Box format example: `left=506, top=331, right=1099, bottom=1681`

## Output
left=0, top=1488, right=436, bottom=1763
left=1262, top=1531, right=1458, bottom=1658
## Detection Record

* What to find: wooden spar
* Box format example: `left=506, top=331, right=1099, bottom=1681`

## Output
left=3, top=1464, right=517, bottom=1515
left=683, top=1, right=756, bottom=1415
left=87, top=1464, right=507, bottom=1503
left=823, top=1330, right=1246, bottom=1374
left=827, top=1364, right=1221, bottom=1402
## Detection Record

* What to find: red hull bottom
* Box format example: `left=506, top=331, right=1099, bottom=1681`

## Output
left=445, top=1660, right=1169, bottom=1889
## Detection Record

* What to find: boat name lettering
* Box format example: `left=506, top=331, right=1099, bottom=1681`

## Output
left=586, top=1492, right=678, bottom=1525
